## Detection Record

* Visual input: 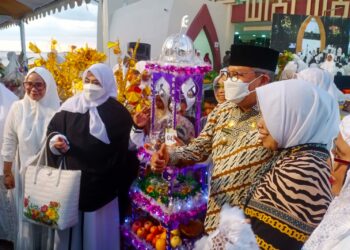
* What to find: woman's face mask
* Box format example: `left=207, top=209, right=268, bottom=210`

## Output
left=83, top=84, right=105, bottom=101
left=224, top=74, right=263, bottom=104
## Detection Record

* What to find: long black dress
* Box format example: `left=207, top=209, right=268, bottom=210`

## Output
left=47, top=98, right=133, bottom=212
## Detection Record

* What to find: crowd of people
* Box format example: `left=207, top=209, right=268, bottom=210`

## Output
left=152, top=44, right=350, bottom=249
left=0, top=63, right=137, bottom=250
left=297, top=45, right=350, bottom=76
left=0, top=43, right=349, bottom=250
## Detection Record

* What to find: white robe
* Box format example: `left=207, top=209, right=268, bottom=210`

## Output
left=320, top=59, right=336, bottom=75
left=1, top=101, right=57, bottom=250
left=54, top=198, right=120, bottom=250
left=0, top=84, right=17, bottom=242
left=303, top=171, right=350, bottom=250
left=1, top=67, right=60, bottom=250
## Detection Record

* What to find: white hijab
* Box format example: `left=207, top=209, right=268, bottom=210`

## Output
left=297, top=68, right=346, bottom=102
left=0, top=83, right=18, bottom=173
left=340, top=115, right=350, bottom=145
left=320, top=54, right=336, bottom=75
left=60, top=63, right=117, bottom=144
left=303, top=117, right=350, bottom=250
left=257, top=79, right=339, bottom=149
left=19, top=67, right=60, bottom=165
left=280, top=61, right=298, bottom=80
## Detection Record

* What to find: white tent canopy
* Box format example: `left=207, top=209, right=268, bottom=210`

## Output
left=0, top=0, right=92, bottom=28
left=0, top=0, right=92, bottom=61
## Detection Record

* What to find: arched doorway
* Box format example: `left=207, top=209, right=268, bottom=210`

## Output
left=186, top=4, right=221, bottom=71
left=296, top=15, right=326, bottom=54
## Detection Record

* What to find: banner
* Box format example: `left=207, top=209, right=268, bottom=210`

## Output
left=271, top=13, right=350, bottom=76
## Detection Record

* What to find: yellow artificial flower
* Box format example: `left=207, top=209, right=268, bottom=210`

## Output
left=28, top=40, right=106, bottom=101
left=135, top=104, right=143, bottom=113
left=107, top=41, right=121, bottom=55
left=28, top=42, right=41, bottom=54
left=46, top=208, right=55, bottom=219
left=143, top=85, right=151, bottom=96
left=33, top=58, right=45, bottom=67
left=51, top=39, right=57, bottom=51
left=125, top=91, right=142, bottom=104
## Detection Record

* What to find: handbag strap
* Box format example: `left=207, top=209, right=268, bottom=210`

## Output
left=33, top=132, right=63, bottom=185
left=54, top=157, right=67, bottom=187
left=35, top=131, right=58, bottom=168
left=33, top=158, right=66, bottom=186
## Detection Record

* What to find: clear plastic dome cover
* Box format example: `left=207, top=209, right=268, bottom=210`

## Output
left=159, top=33, right=195, bottom=64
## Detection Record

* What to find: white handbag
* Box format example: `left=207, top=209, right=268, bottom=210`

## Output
left=23, top=138, right=81, bottom=230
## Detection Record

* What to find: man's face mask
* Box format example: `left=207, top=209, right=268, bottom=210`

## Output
left=83, top=84, right=105, bottom=101
left=224, top=74, right=263, bottom=104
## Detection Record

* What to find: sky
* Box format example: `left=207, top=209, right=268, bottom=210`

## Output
left=0, top=1, right=98, bottom=53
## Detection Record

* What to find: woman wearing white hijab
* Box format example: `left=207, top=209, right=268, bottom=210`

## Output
left=297, top=67, right=348, bottom=103
left=1, top=67, right=60, bottom=249
left=48, top=63, right=133, bottom=250
left=303, top=115, right=350, bottom=250
left=0, top=83, right=17, bottom=243
left=244, top=79, right=339, bottom=250
left=320, top=53, right=336, bottom=75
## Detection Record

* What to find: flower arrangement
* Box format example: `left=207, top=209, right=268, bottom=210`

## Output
left=108, top=40, right=152, bottom=113
left=28, top=39, right=106, bottom=100
left=329, top=25, right=341, bottom=36
left=23, top=196, right=60, bottom=227
left=277, top=50, right=294, bottom=80
left=138, top=173, right=201, bottom=205
left=203, top=70, right=219, bottom=84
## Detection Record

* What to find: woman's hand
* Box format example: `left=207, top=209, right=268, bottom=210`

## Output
left=53, top=137, right=69, bottom=153
left=3, top=162, right=14, bottom=189
left=4, top=173, right=15, bottom=189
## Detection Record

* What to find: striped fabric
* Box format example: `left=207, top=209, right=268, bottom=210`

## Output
left=245, top=144, right=333, bottom=250
left=170, top=101, right=272, bottom=232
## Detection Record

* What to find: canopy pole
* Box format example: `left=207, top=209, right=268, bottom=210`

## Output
left=19, top=20, right=27, bottom=67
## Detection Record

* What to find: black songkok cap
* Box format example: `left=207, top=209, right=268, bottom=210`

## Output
left=230, top=44, right=279, bottom=72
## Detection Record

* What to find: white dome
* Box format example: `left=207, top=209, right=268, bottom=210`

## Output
left=159, top=33, right=195, bottom=64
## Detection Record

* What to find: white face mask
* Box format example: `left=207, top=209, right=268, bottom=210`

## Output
left=224, top=75, right=263, bottom=104
left=83, top=84, right=105, bottom=101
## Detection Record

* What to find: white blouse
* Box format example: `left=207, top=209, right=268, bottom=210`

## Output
left=0, top=85, right=17, bottom=174
left=1, top=100, right=48, bottom=169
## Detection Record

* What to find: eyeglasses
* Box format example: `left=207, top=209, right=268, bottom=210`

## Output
left=220, top=70, right=256, bottom=80
left=23, top=81, right=46, bottom=90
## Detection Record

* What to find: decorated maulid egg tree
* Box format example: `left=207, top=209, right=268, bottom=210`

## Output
left=146, top=15, right=212, bottom=140
left=123, top=16, right=211, bottom=250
